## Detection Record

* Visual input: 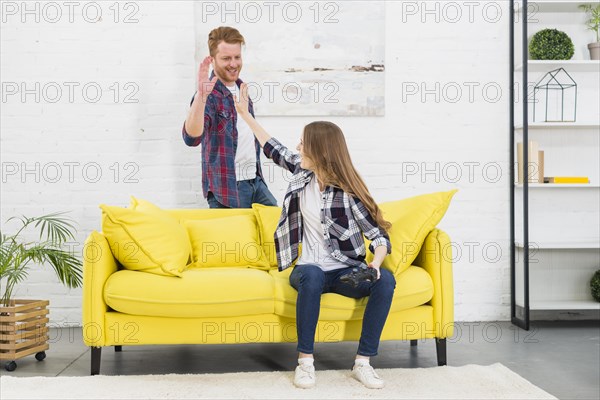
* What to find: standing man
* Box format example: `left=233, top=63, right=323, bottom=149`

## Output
left=182, top=26, right=277, bottom=208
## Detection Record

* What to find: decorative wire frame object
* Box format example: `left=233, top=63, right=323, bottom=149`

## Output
left=533, top=68, right=577, bottom=122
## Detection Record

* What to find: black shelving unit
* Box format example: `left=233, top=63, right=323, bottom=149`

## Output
left=510, top=0, right=530, bottom=331
left=509, top=0, right=600, bottom=330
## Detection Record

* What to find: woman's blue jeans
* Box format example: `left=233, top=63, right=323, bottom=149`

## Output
left=289, top=263, right=396, bottom=357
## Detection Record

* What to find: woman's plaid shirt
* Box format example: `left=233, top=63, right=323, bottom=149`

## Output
left=263, top=138, right=392, bottom=271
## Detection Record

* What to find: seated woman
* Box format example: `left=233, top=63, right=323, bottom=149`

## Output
left=234, top=85, right=396, bottom=390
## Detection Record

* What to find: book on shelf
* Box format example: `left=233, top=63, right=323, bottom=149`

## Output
left=517, top=141, right=540, bottom=183
left=538, top=151, right=544, bottom=184
left=544, top=177, right=590, bottom=184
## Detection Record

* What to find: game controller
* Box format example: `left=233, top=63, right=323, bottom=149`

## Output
left=339, top=265, right=378, bottom=287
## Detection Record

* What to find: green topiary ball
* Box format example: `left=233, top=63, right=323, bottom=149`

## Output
left=529, top=29, right=575, bottom=60
left=591, top=270, right=600, bottom=302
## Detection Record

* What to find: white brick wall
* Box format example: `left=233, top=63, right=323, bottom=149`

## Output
left=1, top=1, right=511, bottom=324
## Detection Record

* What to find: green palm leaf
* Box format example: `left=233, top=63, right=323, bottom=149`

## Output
left=1, top=212, right=83, bottom=306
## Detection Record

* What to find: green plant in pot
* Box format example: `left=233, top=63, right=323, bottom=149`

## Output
left=591, top=270, right=600, bottom=302
left=529, top=29, right=575, bottom=60
left=0, top=212, right=83, bottom=371
left=580, top=4, right=600, bottom=60
left=1, top=212, right=83, bottom=305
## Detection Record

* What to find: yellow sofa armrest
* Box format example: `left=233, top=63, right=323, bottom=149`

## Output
left=413, top=228, right=454, bottom=338
left=82, top=230, right=118, bottom=346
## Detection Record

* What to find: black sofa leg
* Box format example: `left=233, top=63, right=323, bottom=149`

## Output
left=91, top=347, right=102, bottom=375
left=115, top=346, right=122, bottom=352
left=410, top=339, right=418, bottom=347
left=435, top=338, right=447, bottom=366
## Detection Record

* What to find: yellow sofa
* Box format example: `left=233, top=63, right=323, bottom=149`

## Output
left=82, top=192, right=455, bottom=375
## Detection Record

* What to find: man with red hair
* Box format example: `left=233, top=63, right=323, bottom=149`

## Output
left=182, top=26, right=277, bottom=209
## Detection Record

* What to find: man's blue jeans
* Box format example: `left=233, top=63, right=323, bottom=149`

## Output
left=289, top=264, right=396, bottom=357
left=207, top=175, right=277, bottom=208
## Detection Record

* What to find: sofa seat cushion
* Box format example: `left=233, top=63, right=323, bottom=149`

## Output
left=104, top=268, right=274, bottom=318
left=269, top=266, right=433, bottom=321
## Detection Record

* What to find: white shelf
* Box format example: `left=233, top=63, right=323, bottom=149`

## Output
left=530, top=300, right=600, bottom=311
left=524, top=0, right=589, bottom=3
left=515, top=240, right=600, bottom=249
left=515, top=183, right=599, bottom=188
left=515, top=0, right=595, bottom=14
left=517, top=300, right=600, bottom=311
left=515, top=60, right=600, bottom=72
left=515, top=300, right=600, bottom=311
left=514, top=122, right=600, bottom=130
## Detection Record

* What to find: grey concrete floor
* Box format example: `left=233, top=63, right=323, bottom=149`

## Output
left=1, top=321, right=598, bottom=400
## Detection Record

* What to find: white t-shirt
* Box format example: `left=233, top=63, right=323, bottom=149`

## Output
left=297, top=176, right=348, bottom=272
left=226, top=84, right=257, bottom=181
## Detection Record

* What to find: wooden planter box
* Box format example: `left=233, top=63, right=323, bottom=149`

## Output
left=0, top=300, right=49, bottom=371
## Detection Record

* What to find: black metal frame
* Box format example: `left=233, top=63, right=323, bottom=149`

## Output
left=510, top=0, right=530, bottom=331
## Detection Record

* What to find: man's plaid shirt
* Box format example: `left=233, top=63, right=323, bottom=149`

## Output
left=182, top=76, right=264, bottom=208
left=263, top=138, right=392, bottom=272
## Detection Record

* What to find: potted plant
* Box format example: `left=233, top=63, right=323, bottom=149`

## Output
left=580, top=4, right=600, bottom=60
left=591, top=269, right=600, bottom=302
left=0, top=212, right=83, bottom=371
left=529, top=29, right=575, bottom=60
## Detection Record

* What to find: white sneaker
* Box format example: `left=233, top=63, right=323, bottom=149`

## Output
left=352, top=363, right=385, bottom=389
left=294, top=363, right=316, bottom=389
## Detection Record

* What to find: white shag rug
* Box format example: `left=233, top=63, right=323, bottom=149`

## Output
left=0, top=363, right=556, bottom=400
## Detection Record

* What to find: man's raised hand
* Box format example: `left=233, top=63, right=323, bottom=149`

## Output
left=198, top=56, right=217, bottom=101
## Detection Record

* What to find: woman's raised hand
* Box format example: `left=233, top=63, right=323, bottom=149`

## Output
left=232, top=83, right=270, bottom=147
left=234, top=83, right=250, bottom=116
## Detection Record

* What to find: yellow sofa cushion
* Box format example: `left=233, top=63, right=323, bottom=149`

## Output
left=251, top=204, right=282, bottom=268
left=368, top=190, right=457, bottom=275
left=130, top=196, right=176, bottom=219
left=104, top=268, right=274, bottom=318
left=184, top=215, right=270, bottom=270
left=269, top=265, right=433, bottom=321
left=100, top=200, right=192, bottom=277
left=168, top=208, right=253, bottom=222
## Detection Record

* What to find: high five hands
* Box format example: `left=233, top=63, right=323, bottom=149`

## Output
left=233, top=83, right=250, bottom=116
left=198, top=56, right=217, bottom=101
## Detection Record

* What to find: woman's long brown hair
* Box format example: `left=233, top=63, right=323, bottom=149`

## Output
left=302, top=121, right=391, bottom=231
